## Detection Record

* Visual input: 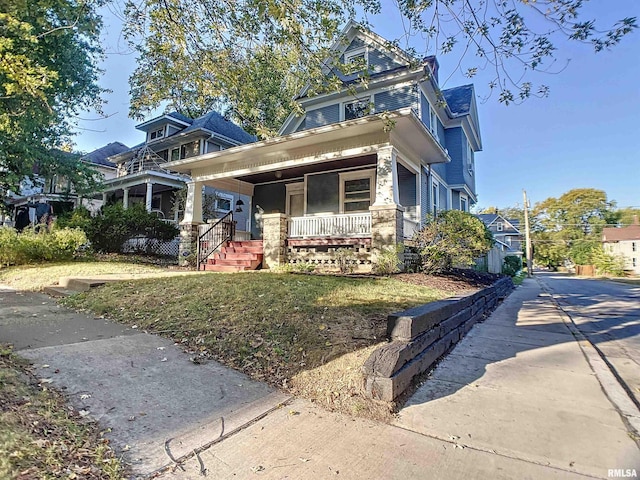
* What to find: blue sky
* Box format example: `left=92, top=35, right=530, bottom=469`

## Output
left=74, top=1, right=640, bottom=210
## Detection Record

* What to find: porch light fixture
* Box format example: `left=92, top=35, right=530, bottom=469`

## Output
left=234, top=178, right=244, bottom=212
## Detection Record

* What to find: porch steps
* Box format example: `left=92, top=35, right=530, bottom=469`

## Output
left=203, top=240, right=264, bottom=272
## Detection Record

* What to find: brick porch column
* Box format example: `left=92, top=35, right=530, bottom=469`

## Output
left=262, top=213, right=288, bottom=269
left=179, top=181, right=204, bottom=266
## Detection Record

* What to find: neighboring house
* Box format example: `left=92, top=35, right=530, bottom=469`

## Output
left=475, top=213, right=523, bottom=274
left=602, top=216, right=640, bottom=275
left=5, top=142, right=127, bottom=227
left=476, top=213, right=523, bottom=255
left=163, top=21, right=483, bottom=271
left=100, top=111, right=256, bottom=234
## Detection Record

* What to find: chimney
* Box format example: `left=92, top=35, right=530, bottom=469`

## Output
left=424, top=56, right=439, bottom=84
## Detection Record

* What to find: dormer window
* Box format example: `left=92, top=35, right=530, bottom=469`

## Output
left=344, top=47, right=368, bottom=68
left=149, top=127, right=164, bottom=141
left=344, top=98, right=372, bottom=120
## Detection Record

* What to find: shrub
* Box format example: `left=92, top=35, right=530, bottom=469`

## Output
left=334, top=247, right=357, bottom=274
left=592, top=246, right=626, bottom=277
left=415, top=211, right=494, bottom=274
left=59, top=204, right=179, bottom=254
left=372, top=244, right=404, bottom=276
left=502, top=255, right=522, bottom=277
left=0, top=226, right=87, bottom=267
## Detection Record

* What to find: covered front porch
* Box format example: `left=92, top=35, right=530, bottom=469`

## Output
left=165, top=108, right=449, bottom=270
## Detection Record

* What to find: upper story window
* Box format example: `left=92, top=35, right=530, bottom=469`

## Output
left=496, top=222, right=504, bottom=232
left=467, top=141, right=474, bottom=175
left=344, top=99, right=372, bottom=121
left=149, top=127, right=164, bottom=141
left=429, top=107, right=439, bottom=142
left=344, top=47, right=368, bottom=70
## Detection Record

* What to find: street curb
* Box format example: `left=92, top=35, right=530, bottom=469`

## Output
left=536, top=276, right=640, bottom=442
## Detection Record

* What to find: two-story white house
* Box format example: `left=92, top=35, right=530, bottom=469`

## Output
left=603, top=216, right=640, bottom=275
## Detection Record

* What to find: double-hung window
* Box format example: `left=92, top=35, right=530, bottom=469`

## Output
left=432, top=181, right=439, bottom=215
left=149, top=127, right=164, bottom=141
left=340, top=170, right=375, bottom=213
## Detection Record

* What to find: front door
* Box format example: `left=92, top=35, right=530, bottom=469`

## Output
left=286, top=182, right=304, bottom=217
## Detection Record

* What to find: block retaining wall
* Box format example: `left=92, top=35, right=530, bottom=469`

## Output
left=362, top=277, right=514, bottom=401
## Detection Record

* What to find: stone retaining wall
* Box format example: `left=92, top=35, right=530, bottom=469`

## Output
left=362, top=277, right=514, bottom=401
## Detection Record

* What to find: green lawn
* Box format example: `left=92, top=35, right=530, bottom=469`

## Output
left=63, top=272, right=452, bottom=416
left=0, top=346, right=125, bottom=479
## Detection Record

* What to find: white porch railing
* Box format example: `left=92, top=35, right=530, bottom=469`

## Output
left=289, top=213, right=371, bottom=238
left=403, top=218, right=420, bottom=239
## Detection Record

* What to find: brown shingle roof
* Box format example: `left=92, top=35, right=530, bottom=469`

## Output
left=602, top=225, right=640, bottom=242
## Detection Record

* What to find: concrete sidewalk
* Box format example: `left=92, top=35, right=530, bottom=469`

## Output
left=0, top=285, right=289, bottom=477
left=2, top=278, right=639, bottom=479
left=161, top=278, right=640, bottom=480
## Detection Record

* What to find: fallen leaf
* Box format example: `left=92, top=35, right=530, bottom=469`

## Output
left=80, top=394, right=92, bottom=400
left=39, top=378, right=53, bottom=384
left=160, top=357, right=168, bottom=362
left=250, top=465, right=265, bottom=473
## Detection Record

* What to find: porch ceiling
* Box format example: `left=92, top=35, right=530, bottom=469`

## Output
left=164, top=108, right=449, bottom=183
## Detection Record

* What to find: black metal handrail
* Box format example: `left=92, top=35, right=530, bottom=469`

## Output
left=197, top=211, right=235, bottom=270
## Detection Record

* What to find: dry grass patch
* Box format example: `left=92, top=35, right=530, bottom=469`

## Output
left=0, top=262, right=165, bottom=291
left=0, top=345, right=126, bottom=479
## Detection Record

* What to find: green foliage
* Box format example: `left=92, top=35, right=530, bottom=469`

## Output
left=591, top=246, right=626, bottom=277
left=123, top=1, right=635, bottom=137
left=502, top=255, right=522, bottom=277
left=274, top=262, right=318, bottom=274
left=372, top=244, right=404, bottom=276
left=532, top=189, right=617, bottom=269
left=415, top=211, right=494, bottom=274
left=59, top=204, right=179, bottom=254
left=0, top=0, right=105, bottom=204
left=569, top=239, right=599, bottom=266
left=0, top=226, right=87, bottom=267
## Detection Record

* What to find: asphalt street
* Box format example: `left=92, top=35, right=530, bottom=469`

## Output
left=538, top=272, right=640, bottom=406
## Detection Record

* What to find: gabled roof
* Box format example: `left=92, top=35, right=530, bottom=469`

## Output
left=443, top=85, right=473, bottom=116
left=603, top=225, right=640, bottom=242
left=181, top=111, right=256, bottom=145
left=81, top=142, right=129, bottom=167
left=476, top=213, right=521, bottom=234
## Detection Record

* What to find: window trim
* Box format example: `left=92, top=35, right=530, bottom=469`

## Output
left=339, top=169, right=375, bottom=214
left=460, top=194, right=468, bottom=212
left=214, top=192, right=234, bottom=214
left=344, top=46, right=368, bottom=66
left=467, top=141, right=474, bottom=175
left=496, top=222, right=504, bottom=232
left=429, top=106, right=440, bottom=142
left=431, top=180, right=439, bottom=216
left=149, top=127, right=164, bottom=141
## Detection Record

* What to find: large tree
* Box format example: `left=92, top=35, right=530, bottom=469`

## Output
left=0, top=0, right=105, bottom=206
left=531, top=188, right=617, bottom=268
left=123, top=0, right=636, bottom=137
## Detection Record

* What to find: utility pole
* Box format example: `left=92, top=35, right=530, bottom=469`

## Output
left=523, top=190, right=533, bottom=277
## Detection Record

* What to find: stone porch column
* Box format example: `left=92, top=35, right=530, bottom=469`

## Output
left=145, top=181, right=153, bottom=212
left=262, top=213, right=288, bottom=269
left=179, top=181, right=204, bottom=266
left=123, top=188, right=130, bottom=209
left=370, top=145, right=404, bottom=268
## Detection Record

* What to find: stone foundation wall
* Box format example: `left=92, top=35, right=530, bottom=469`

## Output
left=362, top=277, right=514, bottom=401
